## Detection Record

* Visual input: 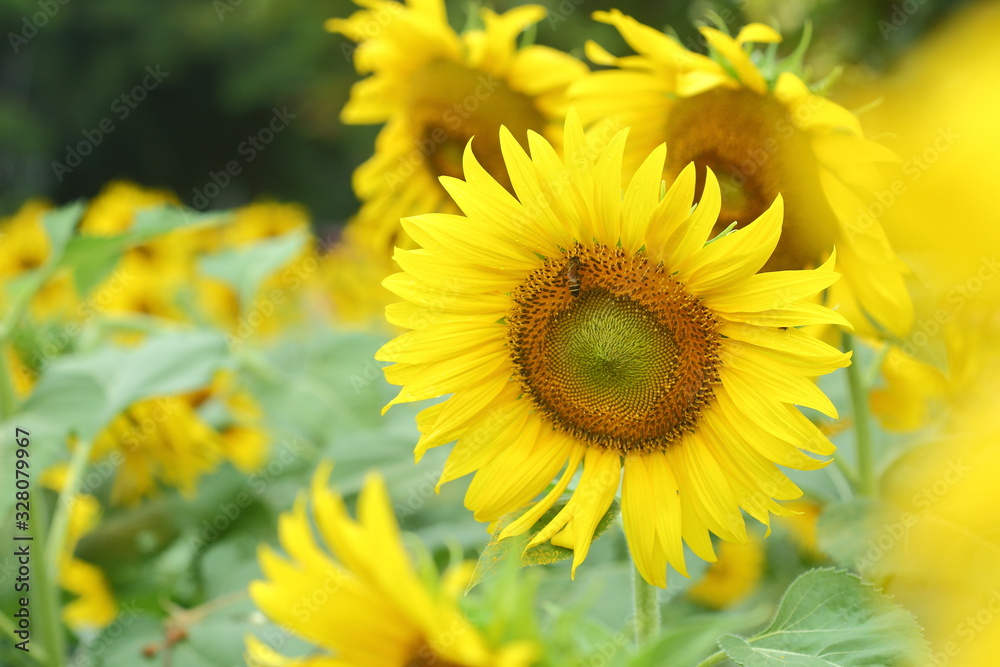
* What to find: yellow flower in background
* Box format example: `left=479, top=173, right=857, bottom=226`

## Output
left=205, top=370, right=270, bottom=473
left=88, top=371, right=270, bottom=505
left=0, top=199, right=79, bottom=319
left=776, top=499, right=825, bottom=561
left=687, top=539, right=764, bottom=609
left=248, top=463, right=537, bottom=667
left=316, top=239, right=398, bottom=328
left=0, top=199, right=51, bottom=277
left=93, top=255, right=186, bottom=320
left=858, top=2, right=1000, bottom=315
left=869, top=346, right=947, bottom=432
left=873, top=384, right=1000, bottom=667
left=220, top=201, right=310, bottom=246
left=92, top=396, right=225, bottom=505
left=39, top=470, right=118, bottom=631
left=60, top=495, right=119, bottom=631
left=572, top=14, right=912, bottom=336
left=378, top=112, right=850, bottom=587
left=327, top=0, right=587, bottom=254
left=4, top=344, right=36, bottom=398
left=78, top=181, right=178, bottom=236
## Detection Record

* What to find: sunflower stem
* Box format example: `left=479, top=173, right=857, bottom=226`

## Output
left=631, top=563, right=660, bottom=647
left=45, top=437, right=94, bottom=586
left=842, top=333, right=877, bottom=496
left=0, top=344, right=19, bottom=420
left=695, top=650, right=728, bottom=667
left=34, top=492, right=64, bottom=667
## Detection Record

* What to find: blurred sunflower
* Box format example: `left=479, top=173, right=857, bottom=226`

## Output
left=92, top=395, right=225, bottom=505
left=572, top=14, right=912, bottom=336
left=78, top=181, right=178, bottom=236
left=377, top=112, right=849, bottom=587
left=248, top=463, right=537, bottom=667
left=858, top=1, right=1000, bottom=312
left=87, top=370, right=269, bottom=505
left=327, top=0, right=587, bottom=254
left=39, top=469, right=118, bottom=631
left=0, top=199, right=78, bottom=319
left=687, top=539, right=764, bottom=609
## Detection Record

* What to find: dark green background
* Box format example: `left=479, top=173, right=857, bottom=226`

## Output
left=0, top=0, right=964, bottom=226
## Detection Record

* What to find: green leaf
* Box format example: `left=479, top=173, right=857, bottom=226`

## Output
left=717, top=568, right=929, bottom=667
left=198, top=231, right=308, bottom=309
left=467, top=497, right=621, bottom=592
left=58, top=205, right=227, bottom=295
left=630, top=610, right=769, bottom=667
left=0, top=331, right=229, bottom=516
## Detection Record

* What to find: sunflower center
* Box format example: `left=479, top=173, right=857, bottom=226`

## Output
left=508, top=244, right=721, bottom=454
left=405, top=642, right=463, bottom=667
left=411, top=60, right=545, bottom=191
left=664, top=87, right=837, bottom=271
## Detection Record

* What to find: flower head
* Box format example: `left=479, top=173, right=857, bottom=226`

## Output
left=572, top=14, right=912, bottom=335
left=327, top=0, right=586, bottom=254
left=248, top=463, right=536, bottom=666
left=378, top=112, right=850, bottom=586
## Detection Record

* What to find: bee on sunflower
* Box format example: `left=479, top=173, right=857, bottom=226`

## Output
left=377, top=111, right=850, bottom=587
left=572, top=14, right=912, bottom=336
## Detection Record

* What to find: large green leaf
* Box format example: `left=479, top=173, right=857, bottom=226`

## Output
left=468, top=497, right=621, bottom=592
left=630, top=610, right=769, bottom=667
left=716, top=568, right=929, bottom=667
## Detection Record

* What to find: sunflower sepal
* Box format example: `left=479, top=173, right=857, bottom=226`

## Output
left=467, top=497, right=621, bottom=592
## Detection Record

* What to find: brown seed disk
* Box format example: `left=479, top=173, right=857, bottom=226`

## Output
left=507, top=243, right=721, bottom=454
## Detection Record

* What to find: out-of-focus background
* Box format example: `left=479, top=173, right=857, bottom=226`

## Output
left=2, top=1, right=999, bottom=666
left=0, top=0, right=964, bottom=227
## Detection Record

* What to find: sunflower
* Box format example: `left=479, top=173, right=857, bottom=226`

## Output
left=572, top=14, right=912, bottom=336
left=377, top=112, right=850, bottom=587
left=78, top=181, right=178, bottom=236
left=0, top=199, right=79, bottom=319
left=91, top=395, right=224, bottom=505
left=247, top=463, right=537, bottom=667
left=327, top=0, right=587, bottom=255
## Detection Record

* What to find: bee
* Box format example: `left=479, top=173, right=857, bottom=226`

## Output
left=565, top=256, right=581, bottom=297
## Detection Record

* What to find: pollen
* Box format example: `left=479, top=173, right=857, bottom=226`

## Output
left=507, top=243, right=721, bottom=454
left=664, top=87, right=836, bottom=272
